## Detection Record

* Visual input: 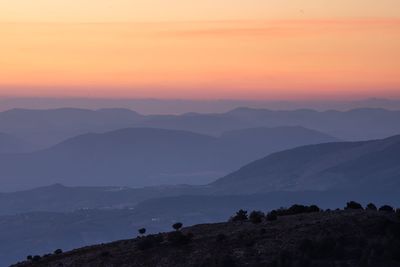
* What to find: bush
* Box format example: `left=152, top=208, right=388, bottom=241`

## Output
left=308, top=205, right=321, bottom=213
left=366, top=203, right=377, bottom=211
left=32, top=255, right=41, bottom=262
left=26, top=255, right=32, bottom=261
left=138, top=228, right=146, bottom=235
left=345, top=201, right=363, bottom=210
left=54, top=249, right=62, bottom=255
left=379, top=205, right=394, bottom=212
left=266, top=211, right=278, bottom=221
left=230, top=209, right=248, bottom=222
left=249, top=210, right=265, bottom=224
left=172, top=222, right=183, bottom=231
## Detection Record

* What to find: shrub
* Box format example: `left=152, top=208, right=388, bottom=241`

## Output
left=249, top=210, right=265, bottom=224
left=308, top=205, right=321, bottom=213
left=379, top=205, right=394, bottom=212
left=366, top=203, right=377, bottom=211
left=54, top=249, right=62, bottom=255
left=230, top=209, right=248, bottom=222
left=266, top=210, right=278, bottom=221
left=26, top=255, right=32, bottom=261
left=172, top=222, right=183, bottom=231
left=345, top=201, right=363, bottom=210
left=288, top=204, right=309, bottom=214
left=32, top=255, right=41, bottom=262
left=138, top=228, right=146, bottom=235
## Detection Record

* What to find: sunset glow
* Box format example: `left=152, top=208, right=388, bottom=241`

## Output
left=0, top=1, right=399, bottom=99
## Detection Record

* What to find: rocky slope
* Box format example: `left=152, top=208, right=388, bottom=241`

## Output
left=13, top=209, right=400, bottom=267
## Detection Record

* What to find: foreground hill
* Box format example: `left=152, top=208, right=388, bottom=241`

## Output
left=0, top=126, right=336, bottom=191
left=213, top=135, right=400, bottom=193
left=13, top=209, right=400, bottom=267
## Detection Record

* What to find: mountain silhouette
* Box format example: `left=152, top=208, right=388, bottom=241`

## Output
left=212, top=135, right=400, bottom=194
left=0, top=127, right=336, bottom=191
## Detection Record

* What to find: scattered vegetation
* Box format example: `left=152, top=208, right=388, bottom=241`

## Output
left=266, top=211, right=278, bottom=221
left=230, top=209, right=248, bottom=222
left=172, top=222, right=183, bottom=231
left=249, top=211, right=264, bottom=224
left=138, top=228, right=146, bottom=235
left=18, top=201, right=400, bottom=267
left=366, top=203, right=377, bottom=211
left=136, top=233, right=164, bottom=250
left=379, top=205, right=395, bottom=212
left=345, top=201, right=363, bottom=210
left=167, top=231, right=193, bottom=246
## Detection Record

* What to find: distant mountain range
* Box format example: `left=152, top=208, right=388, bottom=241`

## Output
left=1, top=107, right=400, bottom=150
left=1, top=134, right=399, bottom=216
left=0, top=126, right=336, bottom=191
left=1, top=134, right=400, bottom=265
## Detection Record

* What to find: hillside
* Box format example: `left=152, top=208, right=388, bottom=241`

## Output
left=0, top=126, right=336, bottom=191
left=0, top=132, right=32, bottom=153
left=212, top=135, right=400, bottom=194
left=13, top=209, right=400, bottom=267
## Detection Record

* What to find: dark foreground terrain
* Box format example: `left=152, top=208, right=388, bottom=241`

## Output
left=13, top=207, right=400, bottom=267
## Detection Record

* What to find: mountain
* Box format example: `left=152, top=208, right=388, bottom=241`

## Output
left=0, top=127, right=336, bottom=191
left=0, top=132, right=32, bottom=153
left=0, top=108, right=144, bottom=149
left=12, top=209, right=400, bottom=267
left=224, top=107, right=400, bottom=141
left=1, top=107, right=400, bottom=149
left=212, top=135, right=400, bottom=194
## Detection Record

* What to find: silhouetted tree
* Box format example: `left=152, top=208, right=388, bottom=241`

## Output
left=379, top=205, right=394, bottom=212
left=26, top=255, right=33, bottom=261
left=366, top=203, right=377, bottom=211
left=138, top=228, right=146, bottom=235
left=230, top=209, right=248, bottom=222
left=32, top=255, right=41, bottom=262
left=249, top=210, right=264, bottom=224
left=172, top=222, right=183, bottom=231
left=345, top=201, right=363, bottom=210
left=308, top=205, right=321, bottom=213
left=54, top=249, right=63, bottom=254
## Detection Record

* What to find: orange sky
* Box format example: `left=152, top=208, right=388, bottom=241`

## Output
left=0, top=1, right=399, bottom=99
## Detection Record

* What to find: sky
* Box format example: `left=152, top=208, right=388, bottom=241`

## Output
left=0, top=0, right=399, bottom=100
